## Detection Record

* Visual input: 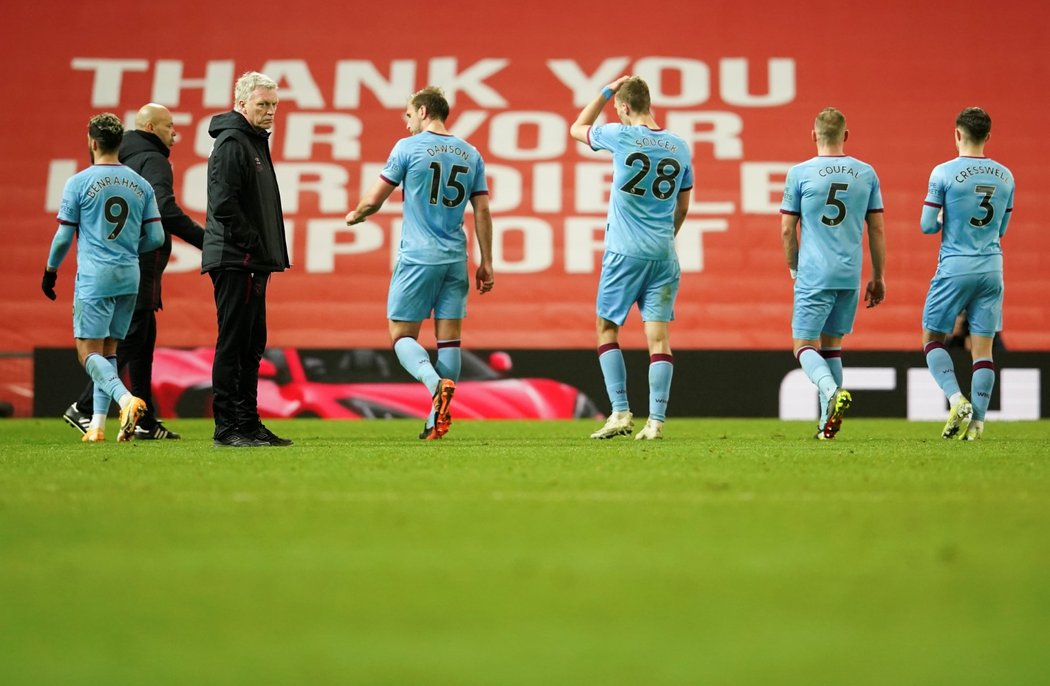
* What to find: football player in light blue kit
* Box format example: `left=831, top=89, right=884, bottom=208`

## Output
left=346, top=87, right=494, bottom=440
left=781, top=107, right=886, bottom=439
left=921, top=107, right=1014, bottom=441
left=570, top=76, right=693, bottom=440
left=42, top=113, right=164, bottom=442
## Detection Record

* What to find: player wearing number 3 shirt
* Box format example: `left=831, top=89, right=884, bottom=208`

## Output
left=570, top=75, right=694, bottom=441
left=346, top=86, right=494, bottom=440
left=780, top=107, right=885, bottom=440
left=920, top=107, right=1015, bottom=442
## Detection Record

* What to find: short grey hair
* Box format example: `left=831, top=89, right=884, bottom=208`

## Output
left=234, top=71, right=278, bottom=105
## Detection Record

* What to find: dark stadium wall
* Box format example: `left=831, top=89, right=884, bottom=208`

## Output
left=34, top=347, right=1050, bottom=419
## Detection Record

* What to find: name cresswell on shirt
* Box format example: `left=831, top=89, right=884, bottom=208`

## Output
left=954, top=164, right=1010, bottom=185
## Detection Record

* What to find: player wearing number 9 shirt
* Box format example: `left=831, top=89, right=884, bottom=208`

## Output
left=346, top=86, right=494, bottom=440
left=920, top=107, right=1015, bottom=441
left=43, top=113, right=163, bottom=442
left=569, top=75, right=694, bottom=441
left=780, top=107, right=886, bottom=440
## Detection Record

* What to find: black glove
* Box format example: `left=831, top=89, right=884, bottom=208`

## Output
left=42, top=269, right=57, bottom=301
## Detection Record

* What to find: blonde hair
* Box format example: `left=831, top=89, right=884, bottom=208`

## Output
left=814, top=107, right=846, bottom=143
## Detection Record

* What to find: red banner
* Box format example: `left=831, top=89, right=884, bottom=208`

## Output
left=3, top=0, right=1048, bottom=352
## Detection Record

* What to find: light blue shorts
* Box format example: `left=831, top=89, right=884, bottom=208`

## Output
left=922, top=271, right=1003, bottom=336
left=596, top=252, right=680, bottom=325
left=792, top=287, right=859, bottom=340
left=73, top=294, right=136, bottom=340
left=387, top=260, right=468, bottom=322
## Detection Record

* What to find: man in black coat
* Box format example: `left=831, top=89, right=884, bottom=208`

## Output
left=64, top=104, right=204, bottom=439
left=203, top=71, right=292, bottom=447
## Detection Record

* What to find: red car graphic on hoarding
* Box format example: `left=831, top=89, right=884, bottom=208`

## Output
left=151, top=347, right=601, bottom=420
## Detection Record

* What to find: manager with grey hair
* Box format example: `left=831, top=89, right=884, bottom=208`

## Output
left=202, top=70, right=292, bottom=447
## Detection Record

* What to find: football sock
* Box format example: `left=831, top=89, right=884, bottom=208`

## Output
left=428, top=340, right=462, bottom=428
left=436, top=340, right=461, bottom=381
left=821, top=348, right=843, bottom=388
left=647, top=354, right=673, bottom=422
left=924, top=341, right=962, bottom=400
left=970, top=359, right=996, bottom=421
left=598, top=343, right=629, bottom=413
left=797, top=346, right=838, bottom=421
left=84, top=353, right=132, bottom=406
left=394, top=336, right=441, bottom=395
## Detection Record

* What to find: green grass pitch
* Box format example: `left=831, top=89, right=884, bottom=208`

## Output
left=2, top=417, right=1049, bottom=685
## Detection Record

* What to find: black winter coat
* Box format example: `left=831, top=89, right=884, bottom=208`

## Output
left=119, top=130, right=205, bottom=311
left=201, top=111, right=290, bottom=274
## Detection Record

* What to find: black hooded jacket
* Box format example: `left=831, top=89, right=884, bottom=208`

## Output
left=119, top=130, right=205, bottom=311
left=201, top=111, right=290, bottom=274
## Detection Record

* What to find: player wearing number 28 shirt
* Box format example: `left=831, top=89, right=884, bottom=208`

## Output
left=780, top=107, right=885, bottom=440
left=346, top=86, right=494, bottom=440
left=570, top=75, right=694, bottom=441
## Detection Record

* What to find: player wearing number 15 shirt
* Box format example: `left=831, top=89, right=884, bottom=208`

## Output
left=346, top=86, right=494, bottom=440
left=780, top=107, right=885, bottom=440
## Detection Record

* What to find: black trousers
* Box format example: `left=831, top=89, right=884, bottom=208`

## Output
left=75, top=308, right=158, bottom=424
left=210, top=270, right=270, bottom=438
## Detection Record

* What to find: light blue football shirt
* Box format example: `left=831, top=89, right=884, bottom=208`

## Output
left=380, top=131, right=488, bottom=265
left=780, top=155, right=883, bottom=290
left=56, top=164, right=161, bottom=298
left=589, top=124, right=694, bottom=261
left=924, top=156, right=1014, bottom=277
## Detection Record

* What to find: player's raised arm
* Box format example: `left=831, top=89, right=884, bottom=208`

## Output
left=569, top=75, right=631, bottom=144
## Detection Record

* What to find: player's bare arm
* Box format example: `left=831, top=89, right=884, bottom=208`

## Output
left=569, top=75, right=631, bottom=144
left=471, top=193, right=494, bottom=294
left=864, top=211, right=887, bottom=308
left=781, top=213, right=800, bottom=278
left=346, top=178, right=398, bottom=225
left=673, top=189, right=691, bottom=237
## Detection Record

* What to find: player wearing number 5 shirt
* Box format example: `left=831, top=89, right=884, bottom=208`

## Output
left=921, top=107, right=1015, bottom=441
left=780, top=107, right=885, bottom=440
left=570, top=75, right=694, bottom=441
left=346, top=86, right=494, bottom=440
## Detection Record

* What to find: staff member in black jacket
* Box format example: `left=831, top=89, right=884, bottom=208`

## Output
left=203, top=71, right=292, bottom=448
left=64, top=103, right=204, bottom=440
